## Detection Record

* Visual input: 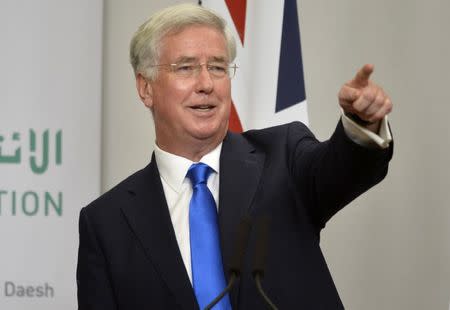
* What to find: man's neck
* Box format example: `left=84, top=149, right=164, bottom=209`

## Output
left=155, top=136, right=225, bottom=162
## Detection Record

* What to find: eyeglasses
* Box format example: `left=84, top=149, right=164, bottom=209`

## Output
left=150, top=62, right=238, bottom=79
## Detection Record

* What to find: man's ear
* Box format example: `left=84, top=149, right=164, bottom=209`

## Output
left=136, top=73, right=153, bottom=109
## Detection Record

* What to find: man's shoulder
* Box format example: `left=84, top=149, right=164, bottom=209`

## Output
left=227, top=121, right=314, bottom=148
left=242, top=121, right=309, bottom=135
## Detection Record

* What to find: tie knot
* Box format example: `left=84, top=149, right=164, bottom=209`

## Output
left=187, top=163, right=213, bottom=186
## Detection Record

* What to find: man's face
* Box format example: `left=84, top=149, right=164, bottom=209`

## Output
left=140, top=26, right=232, bottom=158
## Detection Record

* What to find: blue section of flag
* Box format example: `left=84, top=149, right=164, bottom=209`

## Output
left=275, top=0, right=306, bottom=113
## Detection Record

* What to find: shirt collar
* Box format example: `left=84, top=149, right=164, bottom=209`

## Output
left=153, top=143, right=222, bottom=193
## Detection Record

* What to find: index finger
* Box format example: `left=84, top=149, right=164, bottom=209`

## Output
left=351, top=64, right=374, bottom=88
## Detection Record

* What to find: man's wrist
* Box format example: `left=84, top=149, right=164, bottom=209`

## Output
left=347, top=113, right=375, bottom=126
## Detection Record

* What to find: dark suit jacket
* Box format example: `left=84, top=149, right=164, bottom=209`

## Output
left=77, top=121, right=392, bottom=309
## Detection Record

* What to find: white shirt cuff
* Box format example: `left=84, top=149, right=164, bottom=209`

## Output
left=341, top=113, right=392, bottom=149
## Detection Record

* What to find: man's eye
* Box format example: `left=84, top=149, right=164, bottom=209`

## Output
left=208, top=65, right=226, bottom=73
left=175, top=64, right=195, bottom=72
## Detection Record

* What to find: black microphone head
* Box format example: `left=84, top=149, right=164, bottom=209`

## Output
left=252, top=215, right=270, bottom=278
left=228, top=217, right=252, bottom=276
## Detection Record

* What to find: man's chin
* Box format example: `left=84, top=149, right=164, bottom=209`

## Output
left=189, top=125, right=227, bottom=143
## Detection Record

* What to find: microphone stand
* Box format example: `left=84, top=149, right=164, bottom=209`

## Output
left=252, top=216, right=279, bottom=310
left=204, top=273, right=237, bottom=310
left=254, top=272, right=279, bottom=310
left=203, top=217, right=252, bottom=310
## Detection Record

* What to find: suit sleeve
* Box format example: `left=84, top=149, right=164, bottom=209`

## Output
left=77, top=207, right=118, bottom=310
left=288, top=120, right=393, bottom=230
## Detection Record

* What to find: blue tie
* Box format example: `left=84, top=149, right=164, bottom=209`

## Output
left=187, top=163, right=231, bottom=310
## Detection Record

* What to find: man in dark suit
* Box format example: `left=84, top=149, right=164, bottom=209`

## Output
left=77, top=3, right=393, bottom=309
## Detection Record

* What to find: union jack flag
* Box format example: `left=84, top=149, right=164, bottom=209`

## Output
left=201, top=0, right=308, bottom=132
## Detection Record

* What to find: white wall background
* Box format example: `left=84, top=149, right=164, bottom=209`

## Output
left=102, top=1, right=450, bottom=309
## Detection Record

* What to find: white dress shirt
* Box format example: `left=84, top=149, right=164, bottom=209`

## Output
left=154, top=143, right=222, bottom=283
left=153, top=116, right=391, bottom=284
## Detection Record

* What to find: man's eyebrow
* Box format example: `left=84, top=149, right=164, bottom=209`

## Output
left=172, top=56, right=197, bottom=63
left=209, top=56, right=228, bottom=63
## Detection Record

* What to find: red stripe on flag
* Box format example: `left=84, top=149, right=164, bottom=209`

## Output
left=225, top=0, right=247, bottom=45
left=229, top=100, right=243, bottom=132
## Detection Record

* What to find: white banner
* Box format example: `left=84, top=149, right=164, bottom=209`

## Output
left=0, top=1, right=103, bottom=309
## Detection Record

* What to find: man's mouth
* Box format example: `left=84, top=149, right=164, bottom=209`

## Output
left=190, top=104, right=215, bottom=111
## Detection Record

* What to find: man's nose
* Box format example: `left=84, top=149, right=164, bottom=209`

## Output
left=194, top=65, right=214, bottom=94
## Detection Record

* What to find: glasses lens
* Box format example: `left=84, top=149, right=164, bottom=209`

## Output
left=166, top=62, right=237, bottom=79
left=206, top=63, right=227, bottom=78
left=172, top=63, right=197, bottom=78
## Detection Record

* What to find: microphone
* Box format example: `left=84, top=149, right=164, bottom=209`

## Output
left=204, top=217, right=252, bottom=310
left=252, top=216, right=279, bottom=310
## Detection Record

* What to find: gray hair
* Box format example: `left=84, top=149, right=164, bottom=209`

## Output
left=129, top=3, right=237, bottom=80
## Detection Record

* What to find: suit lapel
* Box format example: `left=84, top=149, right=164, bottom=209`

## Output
left=218, top=132, right=265, bottom=305
left=120, top=156, right=198, bottom=310
left=119, top=134, right=265, bottom=309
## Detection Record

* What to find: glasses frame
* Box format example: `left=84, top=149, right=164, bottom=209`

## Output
left=149, top=62, right=238, bottom=79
